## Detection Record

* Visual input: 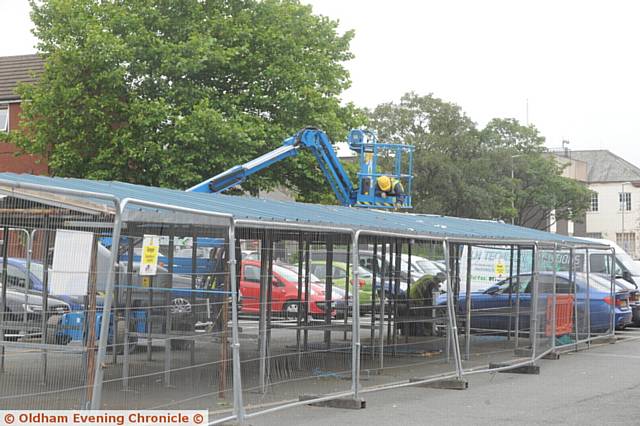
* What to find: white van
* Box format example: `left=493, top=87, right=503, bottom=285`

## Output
left=576, top=237, right=640, bottom=286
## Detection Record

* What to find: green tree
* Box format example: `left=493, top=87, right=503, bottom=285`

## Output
left=369, top=92, right=591, bottom=228
left=4, top=0, right=364, bottom=201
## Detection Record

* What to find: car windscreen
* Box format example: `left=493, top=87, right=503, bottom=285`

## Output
left=28, top=263, right=44, bottom=282
left=416, top=260, right=442, bottom=275
left=616, top=250, right=640, bottom=275
left=274, top=264, right=321, bottom=283
left=575, top=273, right=615, bottom=293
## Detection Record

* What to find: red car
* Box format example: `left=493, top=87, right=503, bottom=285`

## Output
left=240, top=260, right=335, bottom=318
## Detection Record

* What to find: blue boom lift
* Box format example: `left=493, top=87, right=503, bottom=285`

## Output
left=187, top=127, right=415, bottom=209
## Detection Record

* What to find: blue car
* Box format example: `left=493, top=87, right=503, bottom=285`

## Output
left=439, top=272, right=632, bottom=333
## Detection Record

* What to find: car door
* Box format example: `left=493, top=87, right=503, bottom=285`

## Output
left=240, top=264, right=261, bottom=313
left=471, top=274, right=531, bottom=331
left=270, top=271, right=289, bottom=312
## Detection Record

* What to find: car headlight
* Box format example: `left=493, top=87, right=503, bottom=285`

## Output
left=22, top=303, right=42, bottom=313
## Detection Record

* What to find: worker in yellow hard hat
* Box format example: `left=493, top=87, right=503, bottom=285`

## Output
left=376, top=175, right=406, bottom=208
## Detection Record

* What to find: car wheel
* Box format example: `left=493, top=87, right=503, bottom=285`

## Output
left=283, top=301, right=300, bottom=320
left=170, top=298, right=192, bottom=315
left=283, top=301, right=310, bottom=321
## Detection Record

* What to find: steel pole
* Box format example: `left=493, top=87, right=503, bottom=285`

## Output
left=586, top=248, right=591, bottom=347
left=90, top=200, right=123, bottom=409
left=443, top=240, right=464, bottom=378
left=229, top=221, right=246, bottom=423
left=351, top=231, right=361, bottom=399
left=465, top=245, right=472, bottom=361
left=530, top=243, right=539, bottom=359
left=610, top=248, right=616, bottom=335
left=551, top=244, right=557, bottom=351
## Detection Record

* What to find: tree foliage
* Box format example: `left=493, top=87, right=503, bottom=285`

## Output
left=4, top=0, right=364, bottom=200
left=369, top=92, right=591, bottom=228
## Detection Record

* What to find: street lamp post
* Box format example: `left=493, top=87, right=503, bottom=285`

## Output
left=511, top=154, right=523, bottom=225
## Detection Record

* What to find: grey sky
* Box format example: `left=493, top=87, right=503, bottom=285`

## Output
left=2, top=0, right=639, bottom=166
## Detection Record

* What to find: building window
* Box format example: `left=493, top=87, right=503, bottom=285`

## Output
left=616, top=232, right=636, bottom=255
left=619, top=192, right=632, bottom=211
left=589, top=192, right=598, bottom=212
left=0, top=108, right=7, bottom=132
left=585, top=232, right=603, bottom=239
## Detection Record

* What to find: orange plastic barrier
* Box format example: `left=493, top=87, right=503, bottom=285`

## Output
left=545, top=294, right=574, bottom=336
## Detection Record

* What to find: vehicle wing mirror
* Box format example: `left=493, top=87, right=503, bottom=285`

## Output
left=485, top=286, right=499, bottom=295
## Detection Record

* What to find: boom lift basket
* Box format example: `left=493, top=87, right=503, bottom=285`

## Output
left=348, top=129, right=414, bottom=209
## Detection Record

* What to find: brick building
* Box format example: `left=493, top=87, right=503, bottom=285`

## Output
left=0, top=54, right=47, bottom=174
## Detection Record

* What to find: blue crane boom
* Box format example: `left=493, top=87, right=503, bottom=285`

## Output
left=187, top=127, right=414, bottom=209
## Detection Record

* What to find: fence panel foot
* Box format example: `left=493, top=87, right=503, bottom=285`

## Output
left=490, top=362, right=540, bottom=375
left=299, top=395, right=366, bottom=409
left=409, top=378, right=468, bottom=390
left=542, top=351, right=560, bottom=360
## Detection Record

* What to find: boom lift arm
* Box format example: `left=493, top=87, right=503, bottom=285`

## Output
left=187, top=127, right=413, bottom=209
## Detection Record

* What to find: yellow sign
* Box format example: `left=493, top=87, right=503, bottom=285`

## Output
left=140, top=235, right=160, bottom=276
left=495, top=260, right=506, bottom=276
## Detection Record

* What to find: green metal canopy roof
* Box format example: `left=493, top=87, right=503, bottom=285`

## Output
left=0, top=173, right=598, bottom=247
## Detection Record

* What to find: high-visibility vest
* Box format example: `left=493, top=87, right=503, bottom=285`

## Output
left=390, top=178, right=404, bottom=195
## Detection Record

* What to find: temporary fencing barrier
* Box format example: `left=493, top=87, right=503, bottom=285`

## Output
left=0, top=179, right=618, bottom=424
left=545, top=295, right=574, bottom=337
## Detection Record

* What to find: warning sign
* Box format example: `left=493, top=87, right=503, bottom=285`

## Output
left=140, top=235, right=160, bottom=276
left=494, top=260, right=506, bottom=277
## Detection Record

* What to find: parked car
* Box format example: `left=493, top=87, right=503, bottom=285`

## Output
left=603, top=275, right=640, bottom=326
left=0, top=283, right=70, bottom=343
left=309, top=260, right=372, bottom=304
left=276, top=262, right=352, bottom=316
left=412, top=256, right=445, bottom=276
left=3, top=255, right=210, bottom=350
left=239, top=260, right=336, bottom=319
left=438, top=272, right=632, bottom=333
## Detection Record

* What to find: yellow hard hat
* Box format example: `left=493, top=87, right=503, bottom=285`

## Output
left=377, top=175, right=391, bottom=192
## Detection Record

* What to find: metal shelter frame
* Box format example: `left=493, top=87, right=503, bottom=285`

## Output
left=0, top=176, right=615, bottom=425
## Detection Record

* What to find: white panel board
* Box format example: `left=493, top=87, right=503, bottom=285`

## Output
left=50, top=229, right=94, bottom=296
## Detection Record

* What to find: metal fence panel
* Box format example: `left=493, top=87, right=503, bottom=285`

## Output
left=456, top=244, right=535, bottom=374
left=237, top=229, right=354, bottom=417
left=0, top=196, right=117, bottom=409
left=356, top=238, right=458, bottom=391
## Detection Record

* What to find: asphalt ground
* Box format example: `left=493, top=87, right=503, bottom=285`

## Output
left=251, top=327, right=640, bottom=425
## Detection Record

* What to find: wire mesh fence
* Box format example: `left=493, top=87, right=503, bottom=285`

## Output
left=236, top=229, right=354, bottom=415
left=356, top=237, right=457, bottom=390
left=100, top=218, right=235, bottom=415
left=0, top=181, right=621, bottom=424
left=0, top=196, right=118, bottom=409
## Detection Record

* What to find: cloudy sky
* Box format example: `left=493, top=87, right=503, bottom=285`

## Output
left=2, top=0, right=639, bottom=165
